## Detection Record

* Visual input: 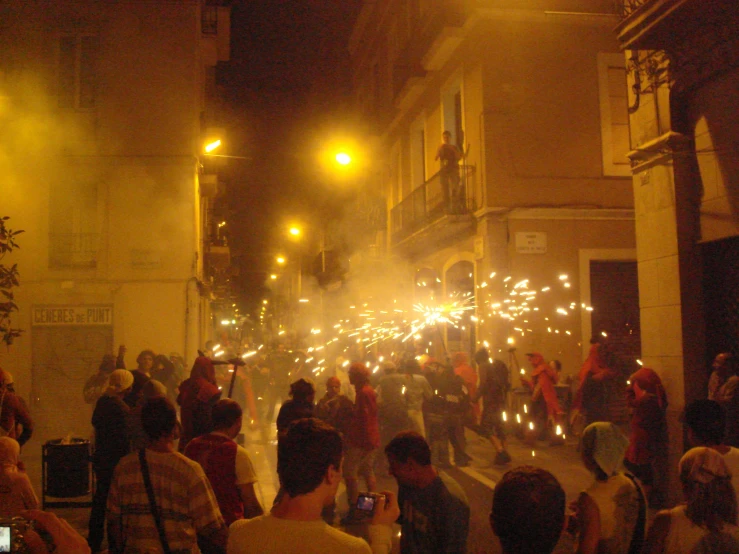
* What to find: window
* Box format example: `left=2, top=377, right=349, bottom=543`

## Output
left=410, top=117, right=426, bottom=187
left=49, top=181, right=98, bottom=269
left=58, top=36, right=98, bottom=109
left=202, top=6, right=218, bottom=35
left=598, top=53, right=631, bottom=177
left=441, top=77, right=464, bottom=152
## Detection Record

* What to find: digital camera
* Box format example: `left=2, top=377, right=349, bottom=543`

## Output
left=0, top=517, right=34, bottom=554
left=356, top=492, right=384, bottom=514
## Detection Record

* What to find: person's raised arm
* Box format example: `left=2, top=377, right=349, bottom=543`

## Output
left=368, top=491, right=400, bottom=554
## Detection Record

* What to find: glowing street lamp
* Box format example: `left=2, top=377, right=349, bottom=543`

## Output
left=276, top=256, right=286, bottom=265
left=204, top=139, right=222, bottom=153
left=335, top=152, right=352, bottom=166
left=270, top=274, right=277, bottom=280
left=289, top=226, right=301, bottom=237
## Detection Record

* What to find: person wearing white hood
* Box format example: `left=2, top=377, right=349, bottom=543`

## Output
left=88, top=369, right=133, bottom=553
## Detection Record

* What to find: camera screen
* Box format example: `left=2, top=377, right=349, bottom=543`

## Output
left=356, top=494, right=376, bottom=512
left=0, top=525, right=10, bottom=553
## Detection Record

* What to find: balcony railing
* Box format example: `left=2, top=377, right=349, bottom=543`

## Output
left=390, top=165, right=475, bottom=243
left=619, top=0, right=649, bottom=18
left=49, top=233, right=98, bottom=269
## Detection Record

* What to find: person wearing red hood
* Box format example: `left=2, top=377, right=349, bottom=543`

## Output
left=452, top=352, right=479, bottom=425
left=522, top=353, right=563, bottom=445
left=624, top=367, right=667, bottom=506
left=177, top=356, right=222, bottom=452
left=572, top=337, right=618, bottom=428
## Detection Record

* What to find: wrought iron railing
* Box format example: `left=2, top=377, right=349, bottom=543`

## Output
left=619, top=0, right=649, bottom=18
left=49, top=233, right=98, bottom=269
left=390, top=165, right=475, bottom=242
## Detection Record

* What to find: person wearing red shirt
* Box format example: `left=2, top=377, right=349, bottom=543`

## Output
left=522, top=353, right=563, bottom=445
left=185, top=398, right=263, bottom=525
left=452, top=352, right=479, bottom=425
left=343, top=363, right=380, bottom=517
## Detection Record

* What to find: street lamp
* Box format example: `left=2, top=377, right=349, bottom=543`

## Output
left=276, top=256, right=286, bottom=265
left=204, top=139, right=222, bottom=153
left=289, top=226, right=301, bottom=237
left=270, top=274, right=277, bottom=280
left=335, top=152, right=351, bottom=166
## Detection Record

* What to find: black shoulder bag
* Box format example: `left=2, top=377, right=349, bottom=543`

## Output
left=624, top=473, right=647, bottom=554
left=139, top=449, right=173, bottom=554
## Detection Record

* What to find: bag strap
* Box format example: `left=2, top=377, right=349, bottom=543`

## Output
left=624, top=472, right=647, bottom=554
left=139, top=449, right=172, bottom=554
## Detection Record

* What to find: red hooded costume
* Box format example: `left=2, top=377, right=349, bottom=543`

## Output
left=177, top=356, right=221, bottom=452
left=524, top=352, right=561, bottom=417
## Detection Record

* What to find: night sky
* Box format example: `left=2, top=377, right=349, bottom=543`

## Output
left=217, top=0, right=363, bottom=311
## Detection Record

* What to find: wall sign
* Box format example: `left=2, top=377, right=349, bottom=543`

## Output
left=515, top=232, right=547, bottom=254
left=32, top=305, right=113, bottom=326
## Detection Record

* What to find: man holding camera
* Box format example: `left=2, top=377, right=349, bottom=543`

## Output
left=228, top=418, right=398, bottom=553
left=385, top=431, right=470, bottom=553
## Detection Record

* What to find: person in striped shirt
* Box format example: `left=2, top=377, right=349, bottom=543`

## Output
left=107, top=396, right=227, bottom=553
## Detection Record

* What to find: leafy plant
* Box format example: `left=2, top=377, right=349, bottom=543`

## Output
left=0, top=217, right=24, bottom=346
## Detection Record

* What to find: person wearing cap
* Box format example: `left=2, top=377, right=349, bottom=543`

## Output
left=644, top=447, right=739, bottom=553
left=0, top=367, right=33, bottom=447
left=88, top=368, right=133, bottom=553
left=343, top=362, right=381, bottom=518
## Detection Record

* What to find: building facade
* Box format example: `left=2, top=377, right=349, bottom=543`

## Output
left=0, top=0, right=231, bottom=442
left=349, top=1, right=637, bottom=380
left=616, top=0, right=739, bottom=501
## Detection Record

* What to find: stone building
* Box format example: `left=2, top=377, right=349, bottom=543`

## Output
left=616, top=0, right=739, bottom=501
left=348, top=1, right=637, bottom=381
left=0, top=0, right=231, bottom=442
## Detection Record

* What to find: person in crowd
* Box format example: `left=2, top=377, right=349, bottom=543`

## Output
left=88, top=369, right=133, bottom=553
left=571, top=422, right=645, bottom=554
left=84, top=345, right=127, bottom=405
left=385, top=431, right=470, bottom=553
left=0, top=437, right=38, bottom=517
left=473, top=348, right=511, bottom=465
left=707, top=352, right=739, bottom=446
left=0, top=368, right=33, bottom=447
left=151, top=354, right=180, bottom=405
left=343, top=362, right=381, bottom=518
left=423, top=360, right=472, bottom=468
left=573, top=336, right=618, bottom=428
left=643, top=447, right=739, bottom=553
left=683, top=399, right=739, bottom=495
left=264, top=342, right=295, bottom=422
left=398, top=357, right=433, bottom=437
left=107, top=396, right=227, bottom=553
left=316, top=376, right=354, bottom=437
left=435, top=130, right=463, bottom=211
left=334, top=356, right=356, bottom=402
left=177, top=356, right=221, bottom=452
left=21, top=509, right=92, bottom=554
left=624, top=367, right=668, bottom=506
left=490, top=466, right=566, bottom=554
left=276, top=378, right=316, bottom=439
left=228, top=417, right=397, bottom=553
left=127, top=379, right=167, bottom=450
left=123, top=349, right=155, bottom=407
left=522, top=352, right=564, bottom=445
left=376, top=362, right=411, bottom=451
left=452, top=352, right=479, bottom=425
left=185, top=399, right=263, bottom=525
left=708, top=352, right=734, bottom=401
left=1, top=371, right=31, bottom=439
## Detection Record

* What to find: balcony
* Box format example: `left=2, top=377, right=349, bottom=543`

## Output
left=205, top=238, right=230, bottom=271
left=49, top=233, right=98, bottom=269
left=390, top=165, right=476, bottom=257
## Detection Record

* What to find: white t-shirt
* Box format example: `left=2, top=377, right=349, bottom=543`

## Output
left=232, top=442, right=257, bottom=485
left=723, top=446, right=739, bottom=498
left=228, top=514, right=392, bottom=554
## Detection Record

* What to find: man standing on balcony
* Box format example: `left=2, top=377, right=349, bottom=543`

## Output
left=435, top=130, right=462, bottom=212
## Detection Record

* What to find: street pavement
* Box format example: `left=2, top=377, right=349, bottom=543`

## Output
left=23, top=422, right=592, bottom=553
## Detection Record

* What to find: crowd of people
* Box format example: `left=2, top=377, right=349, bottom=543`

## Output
left=2, top=342, right=739, bottom=552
